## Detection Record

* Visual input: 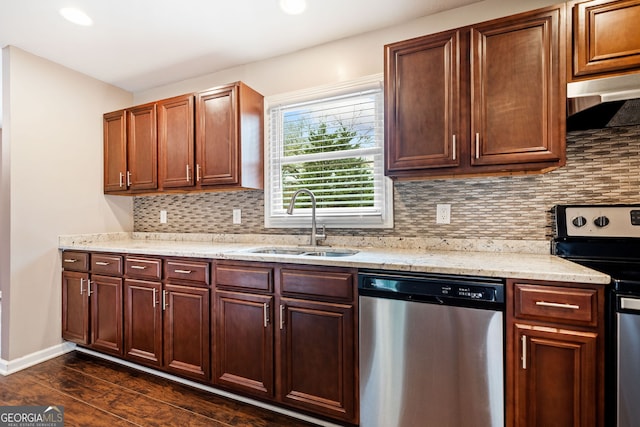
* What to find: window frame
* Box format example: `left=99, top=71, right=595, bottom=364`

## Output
left=264, top=74, right=393, bottom=229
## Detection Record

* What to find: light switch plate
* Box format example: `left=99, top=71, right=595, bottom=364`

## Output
left=160, top=210, right=167, bottom=224
left=233, top=209, right=242, bottom=224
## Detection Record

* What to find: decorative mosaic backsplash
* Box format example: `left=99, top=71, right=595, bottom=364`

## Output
left=134, top=125, right=640, bottom=241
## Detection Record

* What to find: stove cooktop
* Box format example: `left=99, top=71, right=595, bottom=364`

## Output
left=553, top=204, right=640, bottom=291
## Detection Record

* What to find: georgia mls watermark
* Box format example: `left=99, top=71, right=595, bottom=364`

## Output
left=0, top=406, right=64, bottom=427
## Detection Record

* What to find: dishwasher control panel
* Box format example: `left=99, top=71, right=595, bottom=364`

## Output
left=358, top=271, right=505, bottom=306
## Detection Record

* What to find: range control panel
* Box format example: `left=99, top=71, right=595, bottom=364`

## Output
left=557, top=205, right=640, bottom=238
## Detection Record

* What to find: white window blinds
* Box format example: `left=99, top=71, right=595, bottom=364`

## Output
left=266, top=75, right=392, bottom=228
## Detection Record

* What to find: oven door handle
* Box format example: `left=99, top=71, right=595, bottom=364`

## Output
left=620, top=297, right=640, bottom=312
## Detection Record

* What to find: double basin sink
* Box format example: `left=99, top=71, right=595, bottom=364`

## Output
left=248, top=247, right=359, bottom=258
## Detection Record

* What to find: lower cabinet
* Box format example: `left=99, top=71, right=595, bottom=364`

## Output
left=214, top=290, right=275, bottom=398
left=279, top=297, right=356, bottom=420
left=213, top=261, right=358, bottom=424
left=506, top=279, right=605, bottom=427
left=123, top=256, right=210, bottom=382
left=61, top=251, right=123, bottom=357
left=63, top=252, right=356, bottom=424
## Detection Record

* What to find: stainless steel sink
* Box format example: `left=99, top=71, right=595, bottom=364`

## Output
left=247, top=247, right=358, bottom=257
left=249, top=248, right=308, bottom=255
left=302, top=249, right=359, bottom=257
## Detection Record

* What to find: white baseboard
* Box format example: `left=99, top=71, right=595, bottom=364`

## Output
left=0, top=341, right=76, bottom=376
left=76, top=347, right=339, bottom=427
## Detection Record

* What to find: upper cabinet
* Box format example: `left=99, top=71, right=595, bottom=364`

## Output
left=103, top=104, right=158, bottom=193
left=196, top=83, right=264, bottom=189
left=104, top=81, right=264, bottom=195
left=385, top=5, right=566, bottom=179
left=570, top=0, right=640, bottom=80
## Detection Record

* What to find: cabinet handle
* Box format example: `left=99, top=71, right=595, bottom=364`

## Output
left=163, top=290, right=169, bottom=311
left=475, top=133, right=480, bottom=159
left=522, top=335, right=527, bottom=370
left=263, top=303, right=269, bottom=328
left=196, top=164, right=201, bottom=182
left=126, top=171, right=132, bottom=187
left=79, top=278, right=85, bottom=295
left=279, top=304, right=285, bottom=330
left=64, top=258, right=78, bottom=263
left=152, top=288, right=157, bottom=308
left=452, top=135, right=456, bottom=161
left=94, top=261, right=110, bottom=266
left=130, top=265, right=147, bottom=270
left=186, top=164, right=191, bottom=182
left=119, top=172, right=125, bottom=188
left=87, top=280, right=93, bottom=297
left=173, top=269, right=192, bottom=274
left=535, top=301, right=580, bottom=310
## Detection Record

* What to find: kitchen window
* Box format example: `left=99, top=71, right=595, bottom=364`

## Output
left=265, top=74, right=392, bottom=229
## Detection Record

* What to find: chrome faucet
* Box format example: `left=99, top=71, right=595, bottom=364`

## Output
left=286, top=188, right=326, bottom=246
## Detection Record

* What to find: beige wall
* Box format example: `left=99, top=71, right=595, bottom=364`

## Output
left=1, top=46, right=133, bottom=361
left=134, top=0, right=560, bottom=103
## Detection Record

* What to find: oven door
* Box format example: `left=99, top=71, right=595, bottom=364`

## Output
left=617, top=296, right=640, bottom=427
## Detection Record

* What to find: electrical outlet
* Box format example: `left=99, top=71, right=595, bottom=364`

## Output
left=160, top=210, right=167, bottom=224
left=233, top=209, right=242, bottom=224
left=436, top=204, right=451, bottom=224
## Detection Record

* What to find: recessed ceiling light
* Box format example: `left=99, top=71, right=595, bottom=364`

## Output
left=279, top=0, right=307, bottom=15
left=59, top=7, right=93, bottom=26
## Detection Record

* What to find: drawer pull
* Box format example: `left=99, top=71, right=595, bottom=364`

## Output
left=173, top=269, right=192, bottom=274
left=130, top=265, right=147, bottom=270
left=163, top=290, right=169, bottom=311
left=535, top=301, right=580, bottom=310
left=87, top=280, right=93, bottom=297
left=522, top=335, right=527, bottom=370
left=64, top=258, right=78, bottom=263
left=280, top=304, right=285, bottom=330
left=95, top=261, right=110, bottom=266
left=263, top=303, right=269, bottom=328
left=152, top=288, right=157, bottom=308
left=80, top=278, right=85, bottom=295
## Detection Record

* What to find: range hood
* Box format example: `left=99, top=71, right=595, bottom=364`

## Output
left=567, top=73, right=640, bottom=131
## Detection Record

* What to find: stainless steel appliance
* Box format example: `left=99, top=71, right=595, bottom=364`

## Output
left=552, top=204, right=640, bottom=427
left=358, top=271, right=505, bottom=427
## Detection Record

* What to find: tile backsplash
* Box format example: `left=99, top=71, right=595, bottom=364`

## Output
left=134, top=125, right=640, bottom=241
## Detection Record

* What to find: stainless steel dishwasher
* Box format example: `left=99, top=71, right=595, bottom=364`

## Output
left=359, top=270, right=505, bottom=427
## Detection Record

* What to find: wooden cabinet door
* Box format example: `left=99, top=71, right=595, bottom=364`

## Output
left=62, top=271, right=90, bottom=344
left=385, top=30, right=461, bottom=174
left=90, top=275, right=123, bottom=356
left=124, top=279, right=163, bottom=367
left=572, top=0, right=640, bottom=78
left=163, top=284, right=210, bottom=381
left=470, top=6, right=565, bottom=167
left=158, top=94, right=195, bottom=189
left=196, top=86, right=239, bottom=187
left=213, top=290, right=274, bottom=399
left=513, top=324, right=598, bottom=427
left=103, top=110, right=127, bottom=193
left=127, top=103, right=158, bottom=191
left=279, top=298, right=356, bottom=423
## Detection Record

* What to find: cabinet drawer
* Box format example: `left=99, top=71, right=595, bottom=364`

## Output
left=165, top=259, right=210, bottom=286
left=91, top=254, right=123, bottom=276
left=215, top=263, right=273, bottom=292
left=62, top=251, right=89, bottom=272
left=281, top=268, right=354, bottom=301
left=514, top=283, right=598, bottom=326
left=125, top=256, right=162, bottom=280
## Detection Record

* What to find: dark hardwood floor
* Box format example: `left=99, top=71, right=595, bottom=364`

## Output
left=0, top=351, right=317, bottom=426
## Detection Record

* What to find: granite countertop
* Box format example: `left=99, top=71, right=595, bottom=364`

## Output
left=58, top=232, right=611, bottom=285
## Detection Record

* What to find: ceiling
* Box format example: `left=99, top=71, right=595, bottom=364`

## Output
left=0, top=0, right=481, bottom=127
